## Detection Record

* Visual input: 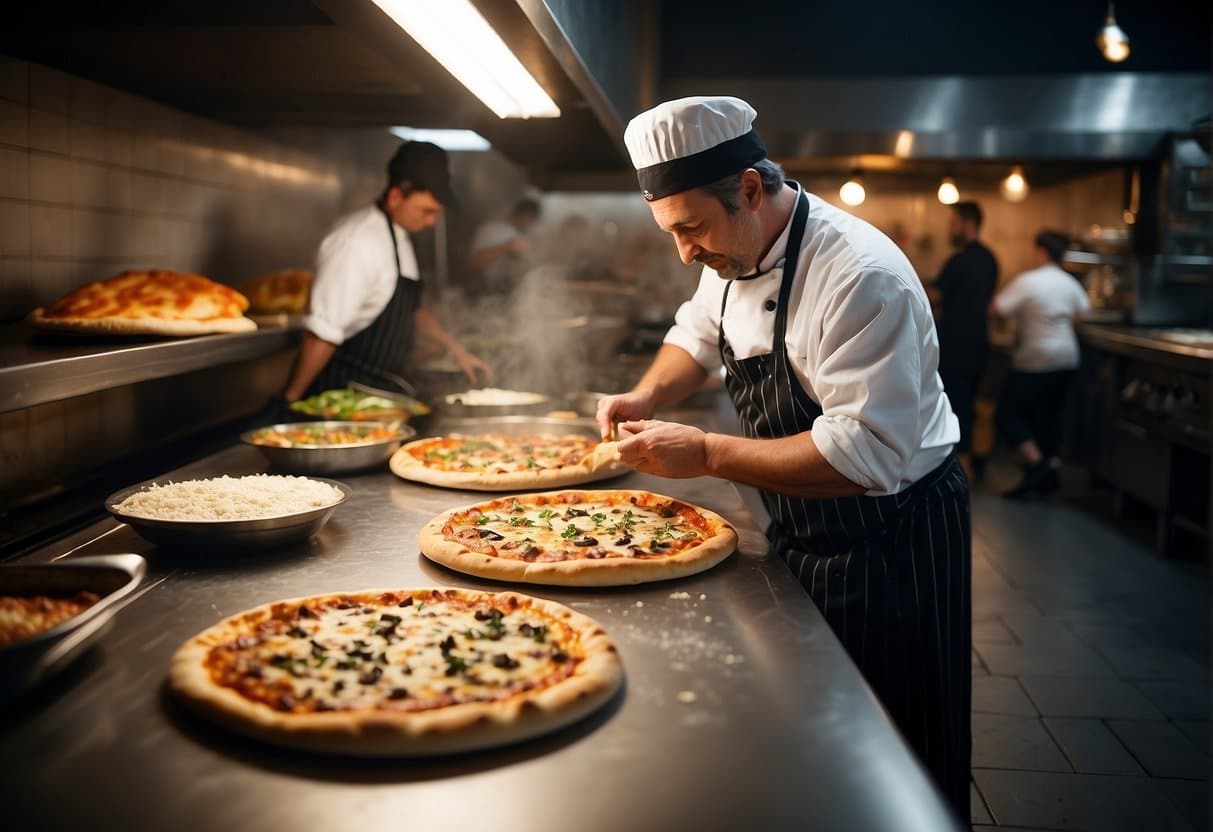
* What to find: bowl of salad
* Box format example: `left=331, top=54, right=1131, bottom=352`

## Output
left=242, top=421, right=417, bottom=475
left=288, top=387, right=431, bottom=423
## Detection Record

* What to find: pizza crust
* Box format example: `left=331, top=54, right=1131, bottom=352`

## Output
left=28, top=308, right=257, bottom=336
left=389, top=438, right=628, bottom=491
left=419, top=490, right=738, bottom=587
left=168, top=588, right=623, bottom=756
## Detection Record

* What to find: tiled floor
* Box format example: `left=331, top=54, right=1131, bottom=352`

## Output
left=968, top=458, right=1210, bottom=831
left=739, top=454, right=1210, bottom=831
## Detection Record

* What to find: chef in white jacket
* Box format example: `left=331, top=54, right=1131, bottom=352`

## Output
left=597, top=96, right=971, bottom=819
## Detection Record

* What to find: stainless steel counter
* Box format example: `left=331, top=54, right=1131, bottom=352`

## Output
left=0, top=323, right=298, bottom=413
left=0, top=411, right=961, bottom=832
left=1080, top=323, right=1213, bottom=372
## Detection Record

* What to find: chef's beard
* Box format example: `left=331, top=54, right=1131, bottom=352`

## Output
left=697, top=212, right=764, bottom=279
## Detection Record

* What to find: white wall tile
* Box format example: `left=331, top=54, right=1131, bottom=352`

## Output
left=30, top=204, right=71, bottom=257
left=69, top=159, right=108, bottom=208
left=0, top=147, right=30, bottom=200
left=0, top=98, right=29, bottom=147
left=130, top=171, right=168, bottom=214
left=69, top=207, right=123, bottom=259
left=104, top=167, right=133, bottom=211
left=28, top=64, right=69, bottom=114
left=0, top=201, right=31, bottom=258
left=29, top=153, right=73, bottom=203
left=27, top=107, right=69, bottom=155
left=68, top=76, right=108, bottom=125
left=30, top=259, right=80, bottom=303
left=68, top=118, right=107, bottom=162
left=0, top=257, right=34, bottom=318
left=104, top=123, right=133, bottom=167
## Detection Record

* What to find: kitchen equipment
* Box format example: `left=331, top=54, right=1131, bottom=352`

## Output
left=106, top=478, right=351, bottom=551
left=0, top=553, right=146, bottom=703
left=242, top=421, right=416, bottom=475
left=436, top=389, right=552, bottom=419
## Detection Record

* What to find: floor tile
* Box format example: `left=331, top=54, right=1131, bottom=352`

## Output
left=1107, top=720, right=1209, bottom=779
left=974, top=769, right=1193, bottom=831
left=972, top=714, right=1071, bottom=772
left=1133, top=680, right=1210, bottom=720
left=976, top=641, right=1116, bottom=678
left=972, top=616, right=1016, bottom=644
left=1019, top=676, right=1165, bottom=720
left=1099, top=647, right=1207, bottom=681
left=972, top=648, right=989, bottom=676
left=1172, top=720, right=1209, bottom=754
left=973, top=676, right=1038, bottom=716
left=970, top=781, right=992, bottom=825
left=1067, top=621, right=1150, bottom=649
left=1155, top=777, right=1211, bottom=832
left=1044, top=718, right=1144, bottom=775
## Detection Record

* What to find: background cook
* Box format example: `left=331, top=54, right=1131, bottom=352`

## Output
left=596, top=96, right=972, bottom=820
left=281, top=141, right=490, bottom=403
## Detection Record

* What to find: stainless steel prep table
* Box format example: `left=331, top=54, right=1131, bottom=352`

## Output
left=0, top=410, right=961, bottom=832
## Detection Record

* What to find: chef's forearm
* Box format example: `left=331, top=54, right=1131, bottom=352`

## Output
left=283, top=332, right=338, bottom=401
left=634, top=344, right=709, bottom=409
left=703, top=431, right=867, bottom=499
left=413, top=307, right=463, bottom=354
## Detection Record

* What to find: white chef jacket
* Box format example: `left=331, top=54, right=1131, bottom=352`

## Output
left=664, top=187, right=958, bottom=495
left=991, top=263, right=1091, bottom=372
left=303, top=204, right=421, bottom=345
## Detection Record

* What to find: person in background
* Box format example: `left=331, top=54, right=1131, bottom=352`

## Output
left=281, top=141, right=489, bottom=403
left=468, top=198, right=542, bottom=296
left=598, top=95, right=969, bottom=820
left=991, top=230, right=1090, bottom=498
left=926, top=201, right=998, bottom=480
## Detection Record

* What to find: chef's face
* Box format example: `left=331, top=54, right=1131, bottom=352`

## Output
left=385, top=186, right=444, bottom=233
left=947, top=212, right=970, bottom=248
left=648, top=182, right=763, bottom=279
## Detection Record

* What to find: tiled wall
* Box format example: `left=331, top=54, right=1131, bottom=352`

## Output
left=0, top=56, right=387, bottom=321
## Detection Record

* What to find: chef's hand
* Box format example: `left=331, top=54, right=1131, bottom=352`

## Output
left=617, top=419, right=709, bottom=479
left=596, top=390, right=655, bottom=439
left=451, top=345, right=492, bottom=384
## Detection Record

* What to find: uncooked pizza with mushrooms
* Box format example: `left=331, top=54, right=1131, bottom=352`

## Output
left=168, top=587, right=622, bottom=755
left=418, top=490, right=738, bottom=587
left=390, top=432, right=626, bottom=490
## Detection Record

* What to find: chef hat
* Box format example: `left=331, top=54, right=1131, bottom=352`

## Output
left=624, top=96, right=767, bottom=201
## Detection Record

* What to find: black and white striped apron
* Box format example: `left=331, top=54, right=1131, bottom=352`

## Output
left=720, top=189, right=972, bottom=819
left=307, top=205, right=422, bottom=395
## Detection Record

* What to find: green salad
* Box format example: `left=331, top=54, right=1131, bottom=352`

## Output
left=290, top=388, right=430, bottom=420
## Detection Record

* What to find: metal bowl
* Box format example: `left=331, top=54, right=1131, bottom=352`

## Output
left=435, top=390, right=552, bottom=419
left=241, top=421, right=416, bottom=475
left=105, top=478, right=352, bottom=551
left=0, top=554, right=146, bottom=704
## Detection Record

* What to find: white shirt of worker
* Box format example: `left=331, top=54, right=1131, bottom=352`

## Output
left=303, top=204, right=421, bottom=345
left=992, top=263, right=1092, bottom=372
left=664, top=185, right=959, bottom=495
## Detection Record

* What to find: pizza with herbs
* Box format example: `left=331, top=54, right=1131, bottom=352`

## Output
left=390, top=432, right=627, bottom=490
left=419, top=490, right=738, bottom=587
left=169, top=587, right=622, bottom=755
left=0, top=591, right=100, bottom=648
left=28, top=269, right=256, bottom=336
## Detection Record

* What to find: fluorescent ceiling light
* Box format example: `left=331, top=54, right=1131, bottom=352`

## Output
left=389, top=127, right=491, bottom=151
left=371, top=0, right=561, bottom=119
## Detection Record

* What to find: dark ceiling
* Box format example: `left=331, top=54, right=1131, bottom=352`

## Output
left=661, top=0, right=1212, bottom=78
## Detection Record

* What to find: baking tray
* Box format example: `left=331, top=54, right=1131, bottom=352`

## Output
left=0, top=553, right=146, bottom=703
left=105, top=478, right=351, bottom=551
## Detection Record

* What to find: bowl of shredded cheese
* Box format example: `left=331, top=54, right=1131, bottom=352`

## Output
left=106, top=474, right=351, bottom=550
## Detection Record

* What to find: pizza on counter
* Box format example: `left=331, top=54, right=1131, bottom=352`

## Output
left=28, top=270, right=256, bottom=336
left=390, top=432, right=627, bottom=490
left=0, top=591, right=100, bottom=648
left=238, top=269, right=313, bottom=315
left=169, top=587, right=622, bottom=755
left=419, top=490, right=738, bottom=587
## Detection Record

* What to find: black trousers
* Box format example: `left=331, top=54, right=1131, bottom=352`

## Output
left=776, top=456, right=972, bottom=821
left=939, top=356, right=986, bottom=454
left=995, top=369, right=1075, bottom=458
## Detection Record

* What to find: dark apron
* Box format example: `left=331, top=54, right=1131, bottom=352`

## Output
left=719, top=188, right=972, bottom=819
left=307, top=205, right=422, bottom=395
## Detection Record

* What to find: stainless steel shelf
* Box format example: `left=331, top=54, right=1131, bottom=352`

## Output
left=0, top=323, right=300, bottom=414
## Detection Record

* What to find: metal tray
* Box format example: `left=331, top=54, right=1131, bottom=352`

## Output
left=241, top=421, right=416, bottom=475
left=0, top=553, right=146, bottom=703
left=434, top=390, right=553, bottom=419
left=426, top=414, right=601, bottom=439
left=105, top=478, right=352, bottom=551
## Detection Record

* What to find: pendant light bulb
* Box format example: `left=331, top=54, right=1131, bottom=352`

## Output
left=937, top=176, right=960, bottom=205
left=1000, top=166, right=1030, bottom=202
left=1096, top=1, right=1130, bottom=63
left=839, top=171, right=866, bottom=206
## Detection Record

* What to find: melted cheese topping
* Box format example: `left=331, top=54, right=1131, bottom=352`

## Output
left=44, top=270, right=248, bottom=321
left=444, top=493, right=711, bottom=563
left=410, top=433, right=596, bottom=473
left=0, top=592, right=100, bottom=648
left=207, top=594, right=578, bottom=713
